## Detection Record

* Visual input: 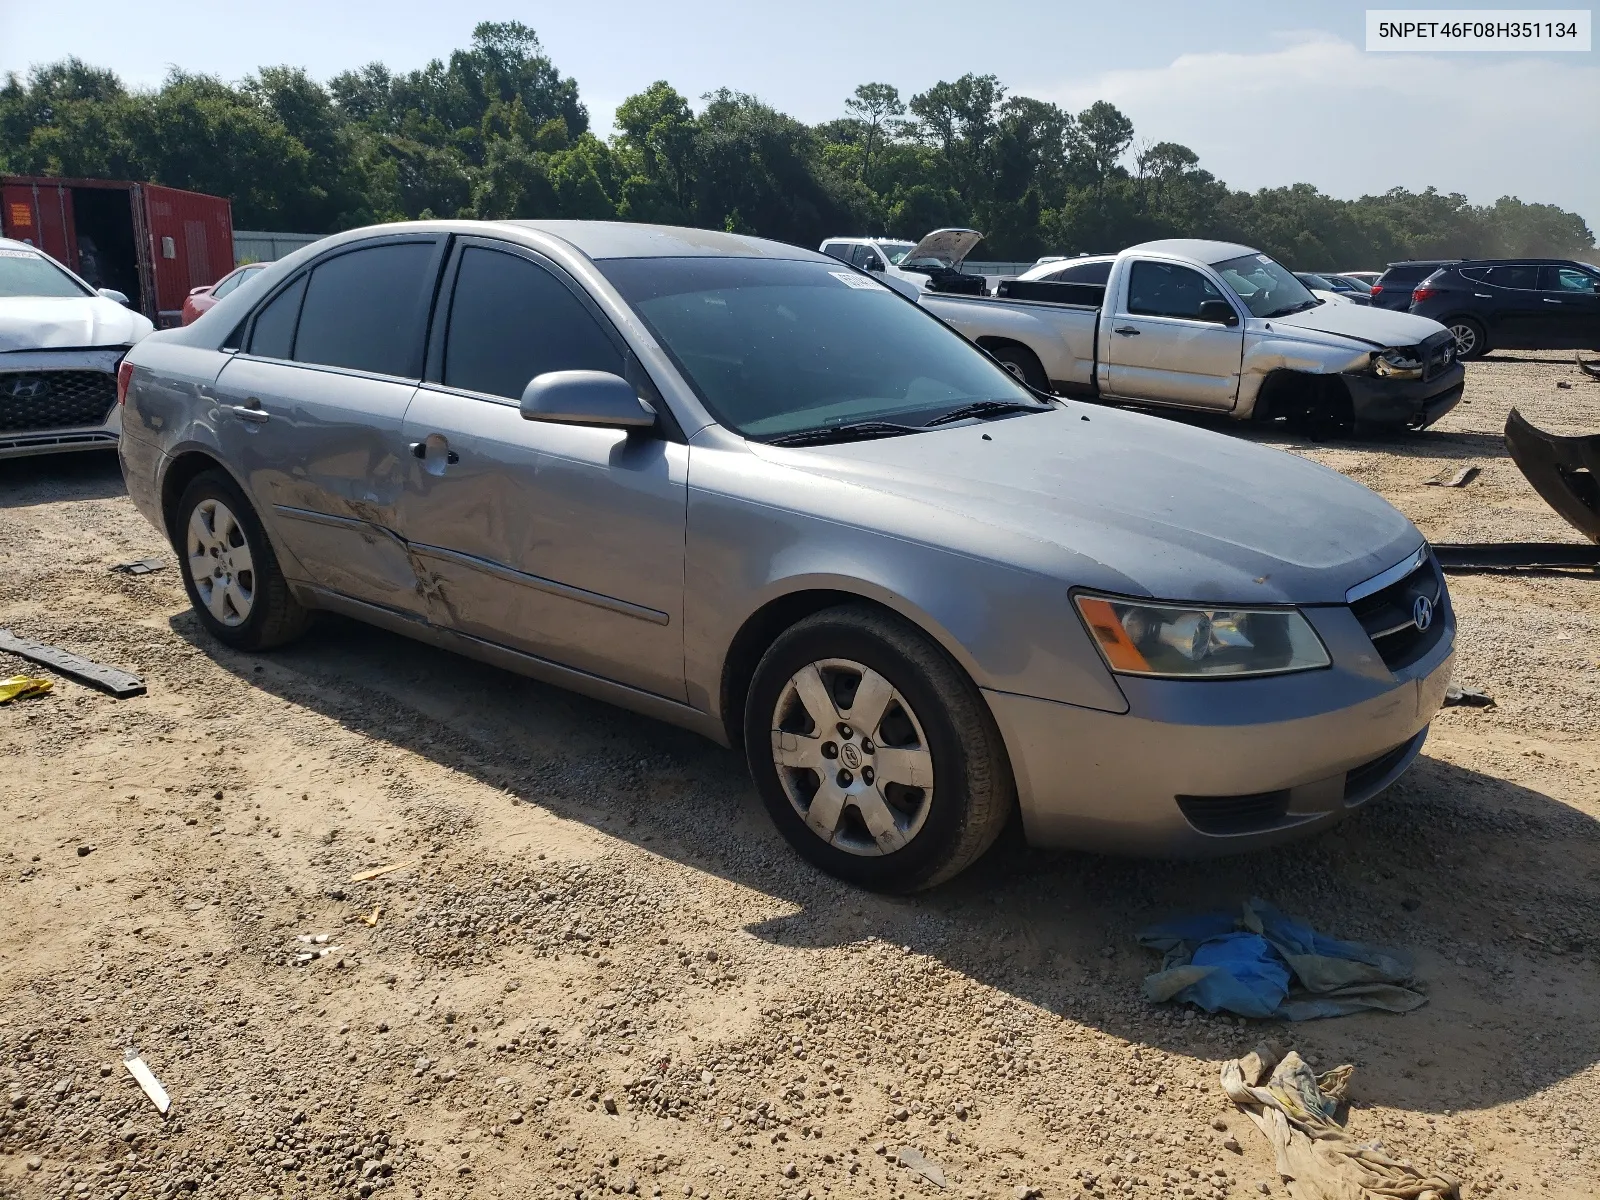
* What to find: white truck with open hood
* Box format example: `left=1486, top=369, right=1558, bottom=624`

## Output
left=920, top=238, right=1466, bottom=431
left=819, top=228, right=988, bottom=299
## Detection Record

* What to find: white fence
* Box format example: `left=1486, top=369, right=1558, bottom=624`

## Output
left=234, top=230, right=325, bottom=265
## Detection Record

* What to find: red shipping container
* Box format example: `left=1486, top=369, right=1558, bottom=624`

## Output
left=0, top=176, right=233, bottom=327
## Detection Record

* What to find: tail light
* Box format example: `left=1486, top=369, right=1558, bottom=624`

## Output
left=1370, top=284, right=1384, bottom=296
left=1412, top=285, right=1436, bottom=302
left=116, top=359, right=134, bottom=406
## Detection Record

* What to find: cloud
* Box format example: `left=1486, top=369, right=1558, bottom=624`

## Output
left=1031, top=33, right=1599, bottom=227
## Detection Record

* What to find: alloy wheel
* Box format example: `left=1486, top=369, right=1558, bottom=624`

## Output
left=769, top=658, right=934, bottom=856
left=1448, top=322, right=1479, bottom=358
left=186, top=497, right=256, bottom=627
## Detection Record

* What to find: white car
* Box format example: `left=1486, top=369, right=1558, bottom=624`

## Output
left=0, top=237, right=153, bottom=459
left=819, top=229, right=987, bottom=298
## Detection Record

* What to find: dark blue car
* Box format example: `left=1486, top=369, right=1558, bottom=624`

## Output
left=1407, top=259, right=1600, bottom=359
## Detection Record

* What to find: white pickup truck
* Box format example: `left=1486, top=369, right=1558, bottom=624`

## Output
left=920, top=238, right=1465, bottom=430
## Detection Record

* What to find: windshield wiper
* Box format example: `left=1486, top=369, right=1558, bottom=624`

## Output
left=924, top=400, right=1050, bottom=427
left=764, top=421, right=924, bottom=447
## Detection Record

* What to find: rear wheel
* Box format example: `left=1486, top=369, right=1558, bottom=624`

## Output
left=1446, top=317, right=1488, bottom=360
left=176, top=469, right=310, bottom=651
left=987, top=343, right=1049, bottom=391
left=744, top=605, right=1014, bottom=891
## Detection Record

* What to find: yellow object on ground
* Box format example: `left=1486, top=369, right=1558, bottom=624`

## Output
left=1222, top=1044, right=1459, bottom=1200
left=0, top=675, right=53, bottom=704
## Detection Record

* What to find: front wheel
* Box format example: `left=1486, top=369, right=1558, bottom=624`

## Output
left=176, top=469, right=311, bottom=651
left=743, top=605, right=1014, bottom=891
left=1447, top=317, right=1488, bottom=360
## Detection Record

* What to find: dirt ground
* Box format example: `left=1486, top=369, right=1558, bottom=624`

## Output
left=1, top=350, right=1597, bottom=1200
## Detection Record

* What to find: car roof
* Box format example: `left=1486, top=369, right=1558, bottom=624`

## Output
left=501, top=221, right=828, bottom=262
left=1125, top=239, right=1258, bottom=265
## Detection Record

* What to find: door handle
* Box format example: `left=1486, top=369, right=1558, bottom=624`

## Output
left=224, top=403, right=269, bottom=424
left=410, top=441, right=459, bottom=465
left=1542, top=298, right=1562, bottom=304
left=1114, top=326, right=1140, bottom=336
left=1474, top=293, right=1491, bottom=298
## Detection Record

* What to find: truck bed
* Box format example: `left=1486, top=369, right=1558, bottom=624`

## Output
left=920, top=283, right=1103, bottom=394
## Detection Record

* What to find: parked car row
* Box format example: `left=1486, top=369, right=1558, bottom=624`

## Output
left=113, top=219, right=1456, bottom=889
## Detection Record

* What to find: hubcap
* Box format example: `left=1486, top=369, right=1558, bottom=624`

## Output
left=1000, top=360, right=1026, bottom=381
left=186, top=497, right=256, bottom=627
left=1449, top=323, right=1477, bottom=356
left=770, top=658, right=934, bottom=856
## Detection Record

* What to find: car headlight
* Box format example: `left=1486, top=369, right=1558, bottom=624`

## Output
left=1074, top=594, right=1331, bottom=678
left=1372, top=347, right=1424, bottom=379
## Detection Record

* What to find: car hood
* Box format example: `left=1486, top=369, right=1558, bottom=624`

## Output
left=0, top=295, right=153, bottom=351
left=1268, top=299, right=1443, bottom=348
left=749, top=405, right=1420, bottom=605
left=905, top=228, right=984, bottom=268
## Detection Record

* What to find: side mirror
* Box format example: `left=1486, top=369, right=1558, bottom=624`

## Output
left=1198, top=299, right=1239, bottom=327
left=864, top=258, right=885, bottom=272
left=520, top=370, right=657, bottom=429
left=98, top=288, right=131, bottom=307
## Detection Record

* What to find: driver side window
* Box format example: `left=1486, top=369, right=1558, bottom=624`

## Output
left=1126, top=261, right=1224, bottom=320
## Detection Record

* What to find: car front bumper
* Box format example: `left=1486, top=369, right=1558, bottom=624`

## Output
left=985, top=602, right=1455, bottom=857
left=1343, top=361, right=1464, bottom=429
left=0, top=347, right=126, bottom=460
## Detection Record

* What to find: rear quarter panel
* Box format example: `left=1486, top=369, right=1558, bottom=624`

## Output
left=921, top=293, right=1098, bottom=389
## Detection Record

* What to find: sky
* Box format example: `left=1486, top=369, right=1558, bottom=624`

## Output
left=3, top=0, right=1596, bottom=229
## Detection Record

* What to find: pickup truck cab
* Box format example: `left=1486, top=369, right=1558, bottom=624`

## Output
left=923, top=239, right=1465, bottom=431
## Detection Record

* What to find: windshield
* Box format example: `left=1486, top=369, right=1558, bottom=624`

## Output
left=1214, top=253, right=1318, bottom=318
left=599, top=256, right=1041, bottom=439
left=1297, top=272, right=1334, bottom=289
left=879, top=242, right=916, bottom=266
left=0, top=247, right=91, bottom=299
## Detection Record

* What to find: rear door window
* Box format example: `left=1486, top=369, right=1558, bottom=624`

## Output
left=292, top=241, right=436, bottom=377
left=1484, top=264, right=1540, bottom=290
left=442, top=246, right=623, bottom=401
left=1051, top=260, right=1113, bottom=284
left=248, top=275, right=307, bottom=359
left=1126, top=260, right=1225, bottom=319
left=821, top=243, right=851, bottom=262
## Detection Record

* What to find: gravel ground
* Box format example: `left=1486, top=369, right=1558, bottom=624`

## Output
left=1, top=351, right=1597, bottom=1200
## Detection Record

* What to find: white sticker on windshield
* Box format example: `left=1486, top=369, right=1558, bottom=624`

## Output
left=830, top=270, right=882, bottom=290
left=0, top=249, right=39, bottom=258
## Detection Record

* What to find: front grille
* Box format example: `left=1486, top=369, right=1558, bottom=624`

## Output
left=1343, top=739, right=1417, bottom=803
left=1350, top=553, right=1447, bottom=670
left=1176, top=789, right=1290, bottom=835
left=0, top=370, right=118, bottom=434
left=1420, top=331, right=1455, bottom=381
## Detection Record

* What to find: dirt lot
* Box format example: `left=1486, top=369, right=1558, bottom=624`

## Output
left=1, top=351, right=1597, bottom=1200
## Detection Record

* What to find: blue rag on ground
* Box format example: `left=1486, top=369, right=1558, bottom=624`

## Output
left=1137, top=899, right=1425, bottom=1020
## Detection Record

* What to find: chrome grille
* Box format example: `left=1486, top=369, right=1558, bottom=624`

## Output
left=0, top=370, right=118, bottom=434
left=1349, top=551, right=1446, bottom=670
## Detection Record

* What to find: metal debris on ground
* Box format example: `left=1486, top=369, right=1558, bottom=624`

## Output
left=0, top=675, right=53, bottom=704
left=894, top=1147, right=947, bottom=1189
left=1432, top=542, right=1600, bottom=572
left=348, top=861, right=412, bottom=883
left=1425, top=465, right=1479, bottom=488
left=1221, top=1044, right=1459, bottom=1200
left=1442, top=684, right=1495, bottom=709
left=0, top=629, right=146, bottom=698
left=1139, top=898, right=1425, bottom=1020
left=109, top=557, right=166, bottom=575
left=122, top=1050, right=171, bottom=1115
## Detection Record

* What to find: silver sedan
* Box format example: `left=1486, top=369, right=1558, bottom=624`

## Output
left=118, top=220, right=1454, bottom=890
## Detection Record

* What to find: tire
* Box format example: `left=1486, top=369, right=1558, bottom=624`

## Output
left=988, top=343, right=1049, bottom=391
left=1446, top=317, right=1488, bottom=360
left=175, top=468, right=311, bottom=651
left=743, top=604, right=1014, bottom=892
